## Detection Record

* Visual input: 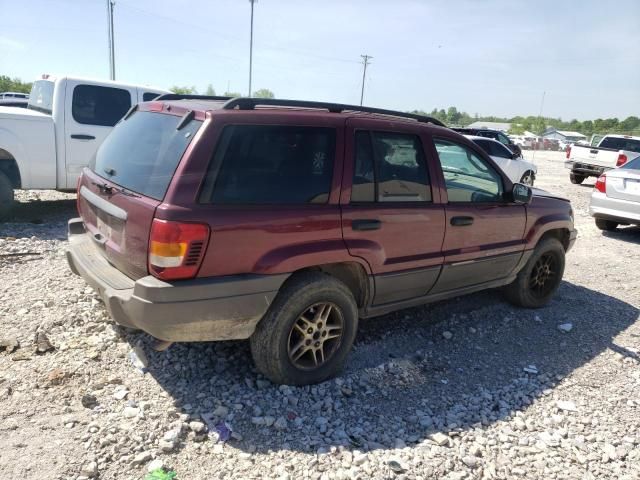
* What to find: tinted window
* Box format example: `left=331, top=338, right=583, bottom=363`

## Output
left=202, top=126, right=335, bottom=204
left=143, top=92, right=160, bottom=101
left=27, top=80, right=54, bottom=115
left=72, top=85, right=131, bottom=126
left=434, top=138, right=503, bottom=202
left=92, top=111, right=202, bottom=200
left=621, top=155, right=640, bottom=170
left=599, top=137, right=640, bottom=153
left=351, top=131, right=375, bottom=202
left=497, top=133, right=511, bottom=145
left=475, top=139, right=510, bottom=158
left=351, top=131, right=430, bottom=202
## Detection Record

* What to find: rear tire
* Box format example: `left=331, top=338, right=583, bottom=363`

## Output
left=504, top=237, right=565, bottom=309
left=595, top=219, right=618, bottom=231
left=0, top=172, right=14, bottom=221
left=250, top=272, right=358, bottom=386
left=570, top=172, right=585, bottom=184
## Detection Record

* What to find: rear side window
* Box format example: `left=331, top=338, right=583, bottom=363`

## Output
left=201, top=126, right=335, bottom=204
left=72, top=85, right=131, bottom=126
left=92, top=111, right=202, bottom=200
left=143, top=92, right=160, bottom=101
left=28, top=80, right=54, bottom=115
left=351, top=131, right=431, bottom=202
left=475, top=139, right=510, bottom=158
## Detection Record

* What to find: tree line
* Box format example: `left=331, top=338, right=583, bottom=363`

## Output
left=413, top=106, right=640, bottom=137
left=0, top=75, right=32, bottom=94
left=170, top=84, right=274, bottom=99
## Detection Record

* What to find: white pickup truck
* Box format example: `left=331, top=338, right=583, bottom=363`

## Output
left=0, top=75, right=168, bottom=218
left=565, top=134, right=640, bottom=184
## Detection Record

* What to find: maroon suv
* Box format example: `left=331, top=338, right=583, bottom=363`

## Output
left=67, top=96, right=577, bottom=385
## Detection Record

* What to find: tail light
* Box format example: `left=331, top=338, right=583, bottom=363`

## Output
left=616, top=153, right=627, bottom=167
left=148, top=219, right=210, bottom=280
left=565, top=146, right=571, bottom=159
left=594, top=175, right=606, bottom=194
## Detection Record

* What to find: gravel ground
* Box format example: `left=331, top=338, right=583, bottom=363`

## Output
left=1, top=151, right=639, bottom=480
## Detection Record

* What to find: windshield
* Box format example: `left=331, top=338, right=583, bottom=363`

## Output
left=599, top=137, right=640, bottom=153
left=27, top=80, right=54, bottom=115
left=92, top=111, right=202, bottom=200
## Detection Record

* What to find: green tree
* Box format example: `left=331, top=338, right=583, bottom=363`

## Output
left=252, top=88, right=274, bottom=98
left=170, top=85, right=197, bottom=94
left=446, top=106, right=462, bottom=125
left=224, top=91, right=242, bottom=97
left=0, top=75, right=32, bottom=93
left=204, top=84, right=216, bottom=96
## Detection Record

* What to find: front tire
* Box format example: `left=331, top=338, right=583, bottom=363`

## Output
left=520, top=170, right=535, bottom=186
left=570, top=172, right=585, bottom=184
left=250, top=272, right=358, bottom=385
left=0, top=172, right=14, bottom=221
left=504, top=237, right=565, bottom=308
left=595, top=219, right=618, bottom=231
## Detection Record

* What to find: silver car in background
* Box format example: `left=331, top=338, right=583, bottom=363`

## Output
left=589, top=155, right=640, bottom=231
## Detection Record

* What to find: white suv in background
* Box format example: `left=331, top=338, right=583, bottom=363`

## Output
left=466, top=135, right=537, bottom=185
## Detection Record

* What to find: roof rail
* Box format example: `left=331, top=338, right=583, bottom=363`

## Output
left=154, top=94, right=234, bottom=102
left=221, top=97, right=447, bottom=127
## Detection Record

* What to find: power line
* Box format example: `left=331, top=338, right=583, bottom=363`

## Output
left=360, top=54, right=372, bottom=106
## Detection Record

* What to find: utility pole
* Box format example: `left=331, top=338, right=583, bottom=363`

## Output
left=360, top=54, right=372, bottom=106
left=107, top=0, right=116, bottom=80
left=248, top=0, right=256, bottom=97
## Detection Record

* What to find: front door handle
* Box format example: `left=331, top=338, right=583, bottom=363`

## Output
left=71, top=134, right=96, bottom=140
left=450, top=216, right=474, bottom=226
left=352, top=219, right=381, bottom=231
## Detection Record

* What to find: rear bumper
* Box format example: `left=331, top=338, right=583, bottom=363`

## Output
left=66, top=218, right=289, bottom=342
left=589, top=192, right=640, bottom=224
left=567, top=161, right=609, bottom=177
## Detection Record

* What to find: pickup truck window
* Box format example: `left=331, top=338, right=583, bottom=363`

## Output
left=205, top=125, right=336, bottom=205
left=599, top=137, right=640, bottom=153
left=72, top=85, right=132, bottom=127
left=143, top=92, right=160, bottom=102
left=27, top=80, right=54, bottom=115
left=475, top=139, right=510, bottom=159
left=434, top=138, right=503, bottom=202
left=92, top=111, right=202, bottom=200
left=351, top=131, right=431, bottom=203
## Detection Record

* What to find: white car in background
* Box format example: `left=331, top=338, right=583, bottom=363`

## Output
left=589, top=155, right=640, bottom=231
left=466, top=135, right=537, bottom=185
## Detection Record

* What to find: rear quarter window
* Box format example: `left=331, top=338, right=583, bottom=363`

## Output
left=200, top=125, right=336, bottom=204
left=92, top=111, right=202, bottom=200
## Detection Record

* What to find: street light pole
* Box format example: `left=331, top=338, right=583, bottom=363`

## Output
left=248, top=0, right=256, bottom=97
left=107, top=0, right=116, bottom=80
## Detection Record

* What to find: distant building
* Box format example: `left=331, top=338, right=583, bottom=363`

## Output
left=467, top=121, right=511, bottom=132
left=542, top=128, right=587, bottom=142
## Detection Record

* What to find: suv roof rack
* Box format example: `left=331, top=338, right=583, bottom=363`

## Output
left=154, top=94, right=234, bottom=102
left=221, top=97, right=447, bottom=127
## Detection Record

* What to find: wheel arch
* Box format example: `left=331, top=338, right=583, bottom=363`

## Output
left=0, top=149, right=22, bottom=188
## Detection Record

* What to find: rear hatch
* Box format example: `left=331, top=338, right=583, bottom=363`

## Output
left=605, top=166, right=640, bottom=203
left=77, top=108, right=203, bottom=279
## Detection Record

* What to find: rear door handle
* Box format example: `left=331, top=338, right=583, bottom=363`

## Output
left=352, top=219, right=381, bottom=231
left=450, top=216, right=474, bottom=226
left=71, top=134, right=96, bottom=140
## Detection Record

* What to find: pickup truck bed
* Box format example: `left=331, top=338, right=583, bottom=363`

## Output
left=565, top=135, right=640, bottom=184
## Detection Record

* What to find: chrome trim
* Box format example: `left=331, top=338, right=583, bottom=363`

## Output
left=80, top=185, right=127, bottom=221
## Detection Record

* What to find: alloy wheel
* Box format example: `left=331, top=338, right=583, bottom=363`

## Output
left=287, top=302, right=344, bottom=370
left=528, top=253, right=558, bottom=298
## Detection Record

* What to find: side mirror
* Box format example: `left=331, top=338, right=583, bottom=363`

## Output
left=511, top=183, right=532, bottom=204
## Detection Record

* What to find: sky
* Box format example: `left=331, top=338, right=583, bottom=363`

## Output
left=1, top=0, right=639, bottom=121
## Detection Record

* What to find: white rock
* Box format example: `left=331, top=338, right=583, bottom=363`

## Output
left=523, top=365, right=539, bottom=374
left=556, top=400, right=577, bottom=412
left=80, top=461, right=98, bottom=478
left=113, top=389, right=129, bottom=400
left=430, top=432, right=450, bottom=446
left=558, top=323, right=573, bottom=332
left=122, top=406, right=139, bottom=418
left=189, top=421, right=206, bottom=433
left=147, top=459, right=164, bottom=472
left=442, top=331, right=453, bottom=340
left=132, top=451, right=152, bottom=465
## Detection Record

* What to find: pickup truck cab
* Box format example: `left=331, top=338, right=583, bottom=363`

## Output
left=67, top=96, right=577, bottom=385
left=0, top=75, right=167, bottom=218
left=565, top=134, right=640, bottom=184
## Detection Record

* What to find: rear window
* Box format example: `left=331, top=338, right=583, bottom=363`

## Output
left=621, top=155, right=640, bottom=170
left=28, top=80, right=54, bottom=115
left=92, top=111, right=202, bottom=200
left=599, top=137, right=640, bottom=153
left=200, top=125, right=335, bottom=204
